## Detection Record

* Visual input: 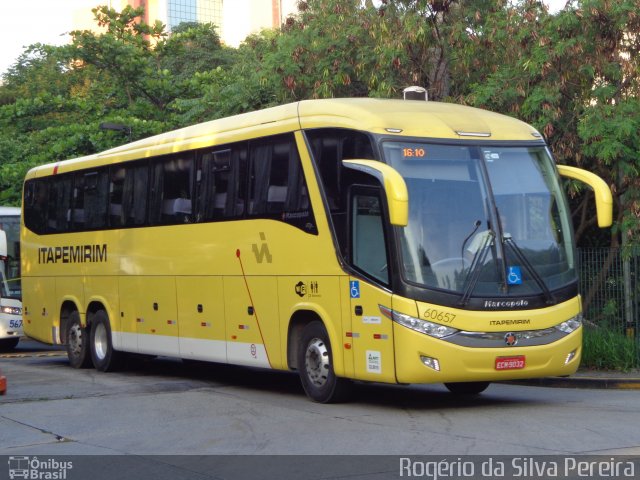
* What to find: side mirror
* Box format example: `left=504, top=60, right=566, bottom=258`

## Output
left=557, top=165, right=613, bottom=228
left=342, top=160, right=408, bottom=226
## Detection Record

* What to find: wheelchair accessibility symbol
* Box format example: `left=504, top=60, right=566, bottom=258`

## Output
left=350, top=281, right=360, bottom=298
left=507, top=266, right=522, bottom=285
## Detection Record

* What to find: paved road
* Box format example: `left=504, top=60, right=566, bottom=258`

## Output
left=1, top=339, right=640, bottom=457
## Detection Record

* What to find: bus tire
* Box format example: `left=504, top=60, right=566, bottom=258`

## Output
left=90, top=310, right=124, bottom=372
left=297, top=321, right=351, bottom=403
left=444, top=381, right=490, bottom=395
left=66, top=311, right=92, bottom=368
left=0, top=337, right=19, bottom=352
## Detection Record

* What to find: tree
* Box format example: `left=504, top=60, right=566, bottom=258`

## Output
left=68, top=5, right=176, bottom=113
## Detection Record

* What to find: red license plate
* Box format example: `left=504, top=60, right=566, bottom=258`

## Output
left=495, top=356, right=526, bottom=370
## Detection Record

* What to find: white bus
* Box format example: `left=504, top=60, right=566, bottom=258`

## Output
left=1, top=206, right=22, bottom=351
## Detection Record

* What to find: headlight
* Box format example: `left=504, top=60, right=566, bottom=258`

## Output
left=391, top=310, right=458, bottom=338
left=1, top=306, right=22, bottom=315
left=555, top=314, right=582, bottom=334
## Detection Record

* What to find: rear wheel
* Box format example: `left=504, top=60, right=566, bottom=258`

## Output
left=66, top=311, right=92, bottom=368
left=444, top=381, right=490, bottom=395
left=297, top=321, right=351, bottom=403
left=0, top=337, right=19, bottom=352
left=90, top=310, right=125, bottom=372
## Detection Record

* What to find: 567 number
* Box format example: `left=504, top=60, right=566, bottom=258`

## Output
left=9, top=320, right=22, bottom=329
left=423, top=309, right=456, bottom=324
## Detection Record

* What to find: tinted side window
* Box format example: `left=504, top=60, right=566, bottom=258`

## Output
left=248, top=134, right=315, bottom=232
left=109, top=167, right=126, bottom=227
left=156, top=154, right=194, bottom=225
left=306, top=128, right=375, bottom=212
left=122, top=162, right=149, bottom=226
left=48, top=176, right=73, bottom=233
left=306, top=129, right=376, bottom=253
left=351, top=192, right=389, bottom=285
left=24, top=180, right=49, bottom=234
left=197, top=144, right=248, bottom=221
left=84, top=171, right=109, bottom=229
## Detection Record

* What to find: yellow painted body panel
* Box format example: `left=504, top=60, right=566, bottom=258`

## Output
left=557, top=165, right=613, bottom=227
left=416, top=296, right=582, bottom=332
left=22, top=276, right=56, bottom=344
left=84, top=276, right=119, bottom=329
left=176, top=276, right=226, bottom=360
left=278, top=276, right=346, bottom=375
left=348, top=279, right=396, bottom=383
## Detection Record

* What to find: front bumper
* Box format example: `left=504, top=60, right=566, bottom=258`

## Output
left=0, top=314, right=23, bottom=339
left=394, top=323, right=582, bottom=384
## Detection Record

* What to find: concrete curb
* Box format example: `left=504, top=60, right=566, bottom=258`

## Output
left=503, top=376, right=640, bottom=390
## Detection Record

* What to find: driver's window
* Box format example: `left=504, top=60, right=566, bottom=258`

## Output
left=351, top=192, right=389, bottom=284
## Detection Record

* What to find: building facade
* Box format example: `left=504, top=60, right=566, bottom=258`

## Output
left=72, top=0, right=297, bottom=46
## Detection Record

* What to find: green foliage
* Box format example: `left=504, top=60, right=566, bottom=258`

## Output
left=582, top=326, right=639, bottom=371
left=158, top=22, right=236, bottom=82
left=0, top=0, right=639, bottom=255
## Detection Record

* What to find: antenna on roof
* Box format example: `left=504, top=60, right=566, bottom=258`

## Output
left=403, top=86, right=428, bottom=101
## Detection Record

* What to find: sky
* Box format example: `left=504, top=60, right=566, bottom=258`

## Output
left=0, top=0, right=85, bottom=76
left=0, top=0, right=569, bottom=78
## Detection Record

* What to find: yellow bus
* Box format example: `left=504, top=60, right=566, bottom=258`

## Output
left=21, top=98, right=612, bottom=402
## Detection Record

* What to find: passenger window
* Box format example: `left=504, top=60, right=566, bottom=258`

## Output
left=109, top=167, right=126, bottom=227
left=81, top=171, right=109, bottom=229
left=248, top=139, right=285, bottom=216
left=306, top=128, right=376, bottom=253
left=197, top=145, right=247, bottom=220
left=196, top=150, right=223, bottom=221
left=71, top=173, right=85, bottom=230
left=49, top=176, right=73, bottom=233
left=247, top=134, right=315, bottom=232
left=306, top=128, right=375, bottom=212
left=154, top=155, right=194, bottom=225
left=24, top=180, right=49, bottom=234
left=351, top=191, right=389, bottom=284
left=122, top=163, right=149, bottom=226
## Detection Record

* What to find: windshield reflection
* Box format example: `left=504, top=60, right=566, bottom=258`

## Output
left=383, top=142, right=575, bottom=298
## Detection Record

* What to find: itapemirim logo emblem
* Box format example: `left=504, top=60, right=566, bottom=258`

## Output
left=251, top=232, right=272, bottom=264
left=8, top=456, right=73, bottom=479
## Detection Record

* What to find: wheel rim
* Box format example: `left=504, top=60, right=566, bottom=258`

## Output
left=68, top=323, right=83, bottom=357
left=94, top=323, right=108, bottom=361
left=304, top=337, right=330, bottom=387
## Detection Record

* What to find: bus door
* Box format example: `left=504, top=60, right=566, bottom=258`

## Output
left=348, top=188, right=396, bottom=383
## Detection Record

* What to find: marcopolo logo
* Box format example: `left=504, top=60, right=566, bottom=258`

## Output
left=8, top=456, right=73, bottom=480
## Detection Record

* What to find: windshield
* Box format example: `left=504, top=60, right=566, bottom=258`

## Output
left=0, top=213, right=21, bottom=300
left=383, top=142, right=575, bottom=298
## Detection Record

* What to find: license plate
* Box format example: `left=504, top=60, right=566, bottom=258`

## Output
left=495, top=355, right=525, bottom=370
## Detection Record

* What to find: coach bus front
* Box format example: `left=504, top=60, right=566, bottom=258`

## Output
left=364, top=141, right=610, bottom=390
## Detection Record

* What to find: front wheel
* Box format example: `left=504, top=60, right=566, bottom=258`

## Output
left=66, top=311, right=92, bottom=368
left=297, top=321, right=351, bottom=403
left=444, top=381, right=490, bottom=395
left=90, top=310, right=125, bottom=372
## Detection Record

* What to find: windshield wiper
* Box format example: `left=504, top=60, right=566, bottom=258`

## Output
left=503, top=234, right=554, bottom=304
left=459, top=229, right=495, bottom=307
